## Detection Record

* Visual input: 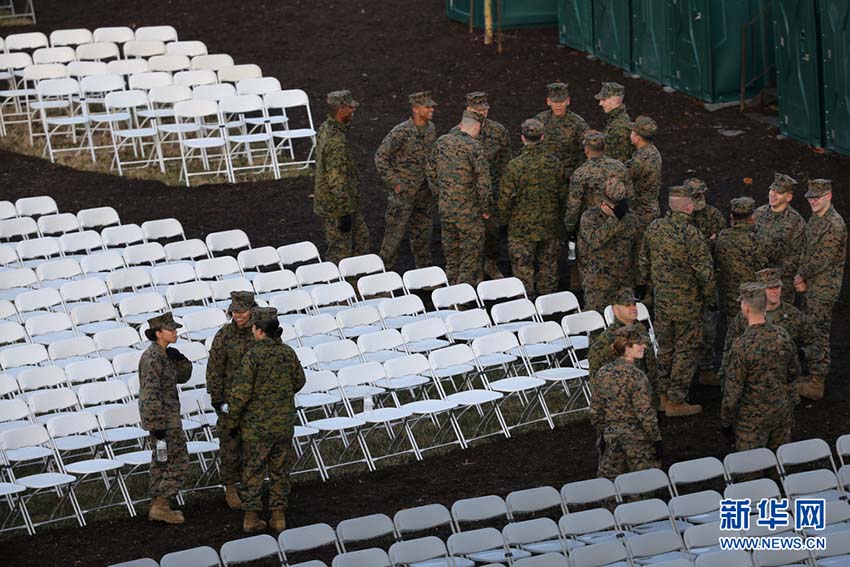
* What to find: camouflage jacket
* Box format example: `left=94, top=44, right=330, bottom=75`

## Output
left=625, top=143, right=662, bottom=225
left=603, top=105, right=633, bottom=163
left=691, top=206, right=727, bottom=257
left=374, top=118, right=436, bottom=194
left=498, top=144, right=566, bottom=241
left=564, top=156, right=631, bottom=233
left=720, top=301, right=817, bottom=380
left=314, top=117, right=360, bottom=218
left=426, top=129, right=492, bottom=223
left=206, top=321, right=256, bottom=405
left=228, top=337, right=307, bottom=441
left=590, top=358, right=660, bottom=441
left=721, top=323, right=800, bottom=428
left=138, top=343, right=192, bottom=431
left=753, top=204, right=805, bottom=291
left=797, top=205, right=847, bottom=303
left=588, top=318, right=657, bottom=383
left=715, top=223, right=770, bottom=316
left=453, top=119, right=511, bottom=191
left=639, top=211, right=716, bottom=320
left=578, top=206, right=637, bottom=293
left=534, top=109, right=589, bottom=173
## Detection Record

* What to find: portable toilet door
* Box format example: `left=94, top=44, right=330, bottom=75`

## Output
left=631, top=0, right=670, bottom=85
left=667, top=0, right=711, bottom=100
left=819, top=0, right=850, bottom=155
left=592, top=0, right=631, bottom=70
left=772, top=0, right=824, bottom=147
left=558, top=0, right=593, bottom=52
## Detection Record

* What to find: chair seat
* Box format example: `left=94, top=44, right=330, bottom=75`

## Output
left=535, top=367, right=588, bottom=381
left=330, top=385, right=384, bottom=400
left=116, top=126, right=158, bottom=138
left=452, top=328, right=495, bottom=341
left=632, top=520, right=692, bottom=535
left=17, top=472, right=76, bottom=489
left=0, top=482, right=26, bottom=497
left=158, top=122, right=197, bottom=134
left=384, top=315, right=427, bottom=329
left=7, top=446, right=54, bottom=462
left=116, top=450, right=152, bottom=466
left=319, top=358, right=361, bottom=372
left=294, top=425, right=319, bottom=438
left=522, top=540, right=572, bottom=554
left=488, top=376, right=545, bottom=393
left=403, top=399, right=458, bottom=414
left=446, top=389, right=503, bottom=406
left=138, top=108, right=175, bottom=119
left=229, top=133, right=272, bottom=144
left=414, top=558, right=474, bottom=567
left=273, top=128, right=316, bottom=138
left=187, top=440, right=218, bottom=454
left=685, top=511, right=720, bottom=524
left=386, top=374, right=430, bottom=390
left=341, top=324, right=382, bottom=338
left=64, top=458, right=123, bottom=475
left=634, top=551, right=689, bottom=565
left=522, top=342, right=566, bottom=358
left=46, top=115, right=89, bottom=126
left=569, top=336, right=589, bottom=350
left=477, top=353, right=517, bottom=367
left=244, top=116, right=288, bottom=126
left=362, top=350, right=406, bottom=363
left=308, top=416, right=366, bottom=431
left=53, top=435, right=102, bottom=452
left=577, top=530, right=632, bottom=545
left=407, top=338, right=450, bottom=353
left=798, top=489, right=842, bottom=502
left=90, top=111, right=131, bottom=123
left=103, top=426, right=148, bottom=443
left=496, top=321, right=535, bottom=333
left=355, top=407, right=413, bottom=423
left=296, top=392, right=342, bottom=408
left=432, top=363, right=475, bottom=379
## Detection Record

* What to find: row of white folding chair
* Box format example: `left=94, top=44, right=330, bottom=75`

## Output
left=3, top=27, right=178, bottom=53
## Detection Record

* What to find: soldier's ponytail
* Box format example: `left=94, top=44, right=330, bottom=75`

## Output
left=255, top=318, right=283, bottom=339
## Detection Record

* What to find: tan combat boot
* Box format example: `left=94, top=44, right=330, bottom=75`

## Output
left=243, top=511, right=267, bottom=533
left=798, top=375, right=825, bottom=401
left=659, top=394, right=668, bottom=413
left=484, top=259, right=504, bottom=280
left=224, top=484, right=242, bottom=510
left=269, top=509, right=286, bottom=533
left=665, top=401, right=703, bottom=417
left=698, top=369, right=720, bottom=386
left=148, top=496, right=185, bottom=525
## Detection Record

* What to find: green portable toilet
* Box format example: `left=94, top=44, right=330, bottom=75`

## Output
left=818, top=0, right=850, bottom=155
left=592, top=0, right=631, bottom=70
left=558, top=0, right=593, bottom=52
left=631, top=0, right=670, bottom=85
left=772, top=0, right=823, bottom=147
left=446, top=0, right=559, bottom=29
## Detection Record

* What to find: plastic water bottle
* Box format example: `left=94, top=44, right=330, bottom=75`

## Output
left=156, top=439, right=168, bottom=463
left=363, top=396, right=374, bottom=413
left=220, top=403, right=229, bottom=414
left=568, top=241, right=576, bottom=261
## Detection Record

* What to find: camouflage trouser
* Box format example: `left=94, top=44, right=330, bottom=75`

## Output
left=700, top=307, right=718, bottom=371
left=633, top=208, right=659, bottom=280
left=379, top=188, right=433, bottom=269
left=238, top=434, right=293, bottom=512
left=507, top=235, right=559, bottom=299
left=216, top=413, right=242, bottom=485
left=802, top=295, right=833, bottom=377
left=582, top=283, right=620, bottom=314
left=655, top=315, right=701, bottom=404
left=735, top=414, right=791, bottom=452
left=442, top=219, right=484, bottom=286
left=321, top=211, right=371, bottom=264
left=484, top=214, right=500, bottom=263
left=148, top=429, right=189, bottom=499
left=597, top=433, right=658, bottom=480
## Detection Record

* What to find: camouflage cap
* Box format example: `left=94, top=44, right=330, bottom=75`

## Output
left=613, top=323, right=650, bottom=344
left=603, top=177, right=629, bottom=204
left=769, top=172, right=798, bottom=194
left=594, top=81, right=625, bottom=100
left=250, top=306, right=278, bottom=325
left=737, top=281, right=766, bottom=302
left=521, top=118, right=544, bottom=138
left=327, top=89, right=359, bottom=108
left=147, top=311, right=181, bottom=331
left=730, top=196, right=756, bottom=215
left=627, top=115, right=657, bottom=138
left=683, top=178, right=708, bottom=195
left=582, top=129, right=606, bottom=150
left=756, top=268, right=783, bottom=288
left=805, top=178, right=832, bottom=198
left=229, top=291, right=255, bottom=313
left=465, top=91, right=489, bottom=109
left=409, top=91, right=437, bottom=107
left=546, top=82, right=570, bottom=102
left=668, top=185, right=696, bottom=199
left=462, top=109, right=485, bottom=124
left=613, top=289, right=638, bottom=306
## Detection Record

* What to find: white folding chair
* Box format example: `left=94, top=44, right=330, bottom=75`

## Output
left=165, top=40, right=208, bottom=57
left=447, top=526, right=527, bottom=564
left=93, top=27, right=134, bottom=46
left=669, top=490, right=723, bottom=526
left=219, top=534, right=283, bottom=566
left=279, top=522, right=341, bottom=564
left=160, top=546, right=220, bottom=567
left=75, top=42, right=119, bottom=62
left=191, top=54, right=234, bottom=71
left=278, top=241, right=322, bottom=267
left=723, top=448, right=779, bottom=482
left=503, top=517, right=567, bottom=556
left=339, top=254, right=385, bottom=280
left=103, top=90, right=166, bottom=175
left=561, top=311, right=606, bottom=368
left=205, top=229, right=250, bottom=256
left=668, top=457, right=729, bottom=496
left=403, top=266, right=449, bottom=293
left=358, top=271, right=405, bottom=305
left=135, top=26, right=178, bottom=42
left=36, top=213, right=80, bottom=236
left=264, top=88, right=317, bottom=169
left=50, top=28, right=93, bottom=48
left=615, top=468, right=674, bottom=501
left=173, top=99, right=234, bottom=186
left=219, top=94, right=280, bottom=180
left=217, top=64, right=262, bottom=83
left=24, top=312, right=76, bottom=345
left=101, top=224, right=144, bottom=248
left=77, top=206, right=120, bottom=231
left=35, top=78, right=95, bottom=163
left=432, top=283, right=482, bottom=320
left=380, top=294, right=429, bottom=330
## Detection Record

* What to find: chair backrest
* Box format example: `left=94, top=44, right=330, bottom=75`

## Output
left=393, top=503, right=454, bottom=535
left=0, top=216, right=39, bottom=240
left=776, top=438, right=836, bottom=473
left=358, top=271, right=404, bottom=300
left=252, top=270, right=298, bottom=295
left=388, top=536, right=448, bottom=565
left=191, top=53, right=234, bottom=71
left=402, top=318, right=448, bottom=345
left=668, top=456, right=728, bottom=494
left=164, top=239, right=210, bottom=262
left=5, top=32, right=49, bottom=52
left=403, top=266, right=449, bottom=291
left=205, top=230, right=250, bottom=255
left=336, top=513, right=396, bottom=549
left=217, top=64, right=262, bottom=83
left=569, top=540, right=628, bottom=567
left=80, top=73, right=125, bottom=96
left=502, top=517, right=562, bottom=548
left=15, top=196, right=59, bottom=218
left=67, top=60, right=109, bottom=78
left=446, top=527, right=505, bottom=556
left=451, top=494, right=508, bottom=525
left=236, top=76, right=281, bottom=96
left=278, top=241, right=322, bottom=267
left=160, top=546, right=221, bottom=567
left=77, top=206, right=120, bottom=230
left=296, top=262, right=340, bottom=286
left=95, top=326, right=143, bottom=351
left=723, top=447, right=779, bottom=479
left=558, top=507, right=617, bottom=537
left=219, top=534, right=281, bottom=565
left=561, top=477, right=617, bottom=510
left=339, top=254, right=385, bottom=279
left=513, top=553, right=570, bottom=567
left=0, top=343, right=49, bottom=371
left=166, top=40, right=208, bottom=57
left=505, top=485, right=563, bottom=517
left=669, top=489, right=723, bottom=522
left=723, top=478, right=781, bottom=502
left=135, top=25, right=178, bottom=42
left=476, top=277, right=527, bottom=303
left=358, top=329, right=405, bottom=357
left=75, top=42, right=119, bottom=62
left=563, top=310, right=606, bottom=336
left=615, top=468, right=672, bottom=499
left=123, top=40, right=166, bottom=58
left=18, top=365, right=67, bottom=391
left=141, top=218, right=184, bottom=242
left=279, top=522, right=340, bottom=556
left=37, top=212, right=81, bottom=235
left=432, top=283, right=481, bottom=311
left=93, top=26, right=135, bottom=44
left=264, top=88, right=311, bottom=111
left=195, top=257, right=241, bottom=280
left=101, top=224, right=144, bottom=248
left=51, top=28, right=94, bottom=48
left=331, top=548, right=391, bottom=567
left=379, top=294, right=426, bottom=320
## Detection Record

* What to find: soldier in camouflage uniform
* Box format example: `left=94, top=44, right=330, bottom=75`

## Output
left=228, top=307, right=307, bottom=534
left=460, top=92, right=511, bottom=280
left=313, top=90, right=371, bottom=263
left=625, top=116, right=662, bottom=234
left=375, top=91, right=437, bottom=269
left=535, top=82, right=588, bottom=178
left=498, top=118, right=566, bottom=298
left=591, top=325, right=662, bottom=479
left=138, top=312, right=193, bottom=524
left=595, top=82, right=633, bottom=163
left=588, top=290, right=659, bottom=405
left=722, top=283, right=799, bottom=451
left=427, top=110, right=491, bottom=286
left=564, top=130, right=632, bottom=234
left=794, top=179, right=847, bottom=400
left=686, top=178, right=727, bottom=384
left=715, top=197, right=770, bottom=322
left=638, top=185, right=716, bottom=417
left=753, top=173, right=805, bottom=305
left=206, top=291, right=258, bottom=510
left=577, top=177, right=637, bottom=311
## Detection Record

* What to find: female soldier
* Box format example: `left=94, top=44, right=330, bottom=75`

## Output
left=590, top=324, right=663, bottom=479
left=228, top=307, right=306, bottom=533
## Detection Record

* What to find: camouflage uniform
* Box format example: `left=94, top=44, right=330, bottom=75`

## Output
left=498, top=119, right=566, bottom=297
left=314, top=91, right=370, bottom=263
left=577, top=178, right=637, bottom=311
left=625, top=117, right=662, bottom=233
left=753, top=173, right=805, bottom=304
left=535, top=83, right=588, bottom=176
left=375, top=92, right=437, bottom=269
left=588, top=316, right=658, bottom=402
left=228, top=309, right=307, bottom=513
left=590, top=326, right=660, bottom=479
left=138, top=313, right=193, bottom=500
left=595, top=83, right=632, bottom=163
left=796, top=180, right=847, bottom=381
left=714, top=198, right=770, bottom=320
left=638, top=189, right=716, bottom=405
left=722, top=311, right=800, bottom=452
left=427, top=112, right=492, bottom=286
left=206, top=292, right=257, bottom=487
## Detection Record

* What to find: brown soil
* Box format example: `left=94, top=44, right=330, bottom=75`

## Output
left=1, top=1, right=849, bottom=565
